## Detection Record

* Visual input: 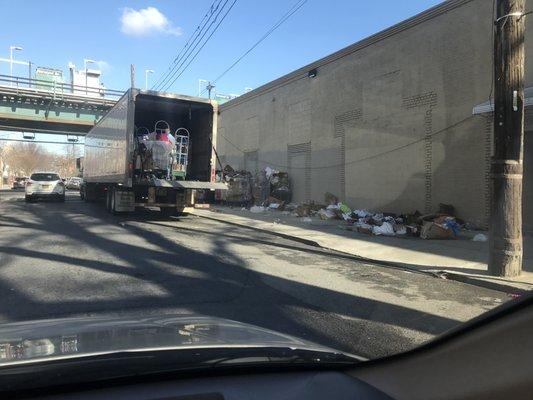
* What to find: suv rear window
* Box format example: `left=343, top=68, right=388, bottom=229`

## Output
left=30, top=173, right=60, bottom=181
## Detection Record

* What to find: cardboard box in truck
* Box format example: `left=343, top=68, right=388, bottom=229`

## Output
left=82, top=89, right=226, bottom=215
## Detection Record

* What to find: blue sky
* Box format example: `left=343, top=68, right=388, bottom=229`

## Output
left=0, top=0, right=441, bottom=151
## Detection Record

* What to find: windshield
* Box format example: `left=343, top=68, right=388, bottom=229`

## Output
left=30, top=173, right=60, bottom=181
left=0, top=0, right=529, bottom=382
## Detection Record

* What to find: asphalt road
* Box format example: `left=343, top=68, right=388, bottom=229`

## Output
left=0, top=189, right=509, bottom=358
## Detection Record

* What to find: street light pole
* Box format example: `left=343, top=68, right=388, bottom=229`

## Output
left=145, top=69, right=154, bottom=90
left=83, top=59, right=96, bottom=95
left=9, top=45, right=23, bottom=86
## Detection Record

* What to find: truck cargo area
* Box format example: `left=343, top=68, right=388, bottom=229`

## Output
left=134, top=93, right=213, bottom=182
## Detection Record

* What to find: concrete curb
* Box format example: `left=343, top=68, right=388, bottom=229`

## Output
left=191, top=211, right=529, bottom=295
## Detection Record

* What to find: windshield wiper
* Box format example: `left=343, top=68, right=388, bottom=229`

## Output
left=198, top=347, right=363, bottom=368
left=0, top=346, right=363, bottom=394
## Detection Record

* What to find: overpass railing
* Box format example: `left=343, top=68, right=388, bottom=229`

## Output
left=0, top=74, right=124, bottom=104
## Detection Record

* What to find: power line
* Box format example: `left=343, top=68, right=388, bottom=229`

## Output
left=155, top=0, right=230, bottom=91
left=201, top=0, right=308, bottom=96
left=154, top=0, right=224, bottom=90
left=160, top=0, right=238, bottom=92
left=157, top=0, right=233, bottom=91
left=218, top=115, right=473, bottom=170
left=152, top=0, right=224, bottom=90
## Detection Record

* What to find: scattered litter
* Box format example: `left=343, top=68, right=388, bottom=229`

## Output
left=264, top=166, right=276, bottom=179
left=302, top=217, right=312, bottom=223
left=241, top=207, right=246, bottom=211
left=281, top=210, right=291, bottom=215
left=356, top=223, right=373, bottom=235
left=250, top=206, right=266, bottom=213
left=273, top=218, right=282, bottom=224
left=394, top=225, right=407, bottom=235
left=372, top=221, right=395, bottom=236
left=318, top=208, right=337, bottom=220
left=420, top=221, right=455, bottom=240
left=269, top=203, right=281, bottom=209
left=338, top=203, right=351, bottom=215
left=472, top=233, right=488, bottom=242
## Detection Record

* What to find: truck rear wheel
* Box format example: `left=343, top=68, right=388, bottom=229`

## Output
left=84, top=183, right=96, bottom=203
left=106, top=186, right=118, bottom=214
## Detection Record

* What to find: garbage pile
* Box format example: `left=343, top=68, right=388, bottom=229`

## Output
left=312, top=197, right=465, bottom=239
left=221, top=165, right=253, bottom=204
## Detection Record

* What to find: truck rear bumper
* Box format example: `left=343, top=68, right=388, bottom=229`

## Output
left=149, top=179, right=227, bottom=190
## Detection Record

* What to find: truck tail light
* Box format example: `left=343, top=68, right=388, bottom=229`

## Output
left=211, top=167, right=216, bottom=182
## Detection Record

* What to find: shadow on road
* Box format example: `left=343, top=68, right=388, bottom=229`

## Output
left=0, top=199, right=466, bottom=357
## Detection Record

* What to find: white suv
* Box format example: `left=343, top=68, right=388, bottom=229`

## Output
left=25, top=172, right=65, bottom=202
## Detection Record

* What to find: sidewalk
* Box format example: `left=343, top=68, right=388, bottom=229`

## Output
left=191, top=206, right=533, bottom=294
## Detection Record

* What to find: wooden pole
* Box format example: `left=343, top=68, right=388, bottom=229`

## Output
left=489, top=0, right=526, bottom=277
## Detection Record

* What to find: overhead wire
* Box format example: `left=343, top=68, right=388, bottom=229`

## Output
left=158, top=0, right=237, bottom=91
left=152, top=0, right=225, bottom=90
left=200, top=0, right=308, bottom=96
left=218, top=115, right=474, bottom=170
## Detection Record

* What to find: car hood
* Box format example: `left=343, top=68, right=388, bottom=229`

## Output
left=0, top=315, right=345, bottom=365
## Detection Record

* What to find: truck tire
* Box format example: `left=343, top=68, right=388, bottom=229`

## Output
left=106, top=187, right=112, bottom=212
left=84, top=184, right=96, bottom=203
left=106, top=186, right=119, bottom=214
left=110, top=189, right=117, bottom=214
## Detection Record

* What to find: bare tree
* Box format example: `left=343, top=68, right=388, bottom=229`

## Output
left=53, top=144, right=81, bottom=177
left=4, top=142, right=55, bottom=177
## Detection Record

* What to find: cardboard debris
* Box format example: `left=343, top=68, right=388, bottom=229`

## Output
left=420, top=221, right=455, bottom=240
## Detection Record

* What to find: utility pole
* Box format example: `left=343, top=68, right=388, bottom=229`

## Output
left=489, top=0, right=526, bottom=277
left=206, top=82, right=215, bottom=99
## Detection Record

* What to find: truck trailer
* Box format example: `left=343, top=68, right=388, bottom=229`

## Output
left=81, top=89, right=226, bottom=215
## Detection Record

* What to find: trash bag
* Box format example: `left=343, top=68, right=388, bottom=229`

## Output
left=443, top=217, right=461, bottom=236
left=318, top=209, right=336, bottom=220
left=395, top=225, right=407, bottom=235
left=338, top=202, right=352, bottom=214
left=472, top=233, right=488, bottom=242
left=372, top=222, right=395, bottom=236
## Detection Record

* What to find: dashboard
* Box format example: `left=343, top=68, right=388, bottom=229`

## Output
left=36, top=370, right=392, bottom=400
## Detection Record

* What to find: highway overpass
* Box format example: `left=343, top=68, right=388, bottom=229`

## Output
left=0, top=74, right=123, bottom=136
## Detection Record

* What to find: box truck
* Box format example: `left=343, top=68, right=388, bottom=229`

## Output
left=81, top=89, right=226, bottom=215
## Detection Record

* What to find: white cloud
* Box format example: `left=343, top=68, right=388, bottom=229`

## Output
left=120, top=7, right=182, bottom=36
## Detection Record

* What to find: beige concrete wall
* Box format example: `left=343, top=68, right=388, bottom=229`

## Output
left=217, top=0, right=533, bottom=226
